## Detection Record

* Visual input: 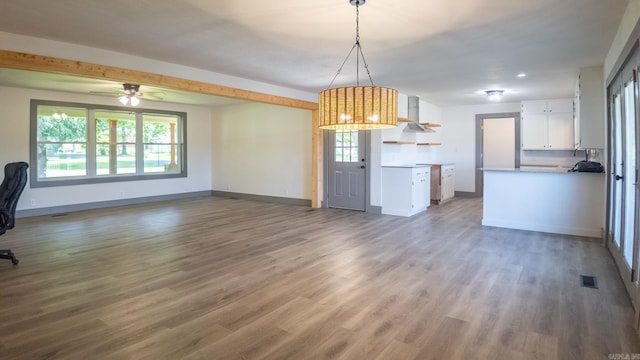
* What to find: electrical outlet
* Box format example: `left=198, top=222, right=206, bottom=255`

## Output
left=30, top=199, right=36, bottom=206
left=227, top=184, right=231, bottom=190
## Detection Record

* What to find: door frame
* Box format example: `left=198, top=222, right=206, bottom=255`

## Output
left=475, top=112, right=521, bottom=196
left=606, top=54, right=640, bottom=318
left=322, top=130, right=373, bottom=212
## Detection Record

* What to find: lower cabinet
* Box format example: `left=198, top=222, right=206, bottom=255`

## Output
left=381, top=166, right=430, bottom=217
left=430, top=164, right=455, bottom=204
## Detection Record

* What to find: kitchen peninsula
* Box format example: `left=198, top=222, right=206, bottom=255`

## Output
left=482, top=167, right=605, bottom=237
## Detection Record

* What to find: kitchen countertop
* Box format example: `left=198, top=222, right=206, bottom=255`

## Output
left=381, top=164, right=431, bottom=168
left=416, top=163, right=455, bottom=166
left=482, top=167, right=605, bottom=174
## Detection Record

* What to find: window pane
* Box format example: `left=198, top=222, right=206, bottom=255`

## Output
left=117, top=145, right=136, bottom=174
left=95, top=118, right=111, bottom=143
left=95, top=111, right=137, bottom=176
left=96, top=144, right=110, bottom=176
left=36, top=105, right=88, bottom=179
left=143, top=113, right=181, bottom=173
left=37, top=106, right=87, bottom=142
left=350, top=148, right=358, bottom=162
left=335, top=147, right=343, bottom=162
left=37, top=143, right=87, bottom=178
left=96, top=144, right=137, bottom=175
left=347, top=131, right=357, bottom=147
left=343, top=131, right=352, bottom=146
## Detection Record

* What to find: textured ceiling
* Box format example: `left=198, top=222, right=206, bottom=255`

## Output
left=0, top=0, right=629, bottom=106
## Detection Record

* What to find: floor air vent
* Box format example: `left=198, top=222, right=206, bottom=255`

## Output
left=580, top=275, right=598, bottom=289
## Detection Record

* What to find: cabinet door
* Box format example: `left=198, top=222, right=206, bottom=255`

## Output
left=547, top=99, right=573, bottom=113
left=411, top=169, right=429, bottom=211
left=443, top=173, right=455, bottom=200
left=522, top=100, right=548, bottom=114
left=578, top=67, right=605, bottom=149
left=548, top=113, right=574, bottom=149
left=430, top=166, right=441, bottom=202
left=522, top=114, right=548, bottom=149
left=442, top=166, right=455, bottom=200
left=422, top=171, right=430, bottom=208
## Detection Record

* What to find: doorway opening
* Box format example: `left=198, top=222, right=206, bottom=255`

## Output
left=475, top=112, right=521, bottom=196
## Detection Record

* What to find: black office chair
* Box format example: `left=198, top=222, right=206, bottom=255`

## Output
left=0, top=162, right=29, bottom=265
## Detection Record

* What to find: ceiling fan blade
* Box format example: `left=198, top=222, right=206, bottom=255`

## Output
left=90, top=90, right=121, bottom=95
left=143, top=91, right=165, bottom=100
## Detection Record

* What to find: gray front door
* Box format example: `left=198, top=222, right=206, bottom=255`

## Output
left=327, top=130, right=366, bottom=211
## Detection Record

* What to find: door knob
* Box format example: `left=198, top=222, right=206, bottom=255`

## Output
left=616, top=175, right=624, bottom=180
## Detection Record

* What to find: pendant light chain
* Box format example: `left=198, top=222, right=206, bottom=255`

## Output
left=355, top=4, right=375, bottom=87
left=325, top=2, right=375, bottom=89
left=317, top=0, right=398, bottom=130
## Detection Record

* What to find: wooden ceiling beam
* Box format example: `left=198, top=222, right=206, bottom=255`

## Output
left=0, top=50, right=318, bottom=110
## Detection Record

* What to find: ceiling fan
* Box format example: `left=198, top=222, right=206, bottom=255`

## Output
left=118, top=83, right=141, bottom=106
left=90, top=83, right=164, bottom=106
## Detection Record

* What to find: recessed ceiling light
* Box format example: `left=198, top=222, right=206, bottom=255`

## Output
left=517, top=73, right=527, bottom=78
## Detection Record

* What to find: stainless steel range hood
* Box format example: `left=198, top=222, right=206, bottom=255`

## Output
left=403, top=96, right=434, bottom=132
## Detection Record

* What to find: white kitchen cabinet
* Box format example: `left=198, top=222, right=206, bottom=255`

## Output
left=521, top=98, right=574, bottom=150
left=442, top=165, right=455, bottom=201
left=381, top=166, right=430, bottom=217
left=430, top=164, right=455, bottom=204
left=574, top=66, right=605, bottom=149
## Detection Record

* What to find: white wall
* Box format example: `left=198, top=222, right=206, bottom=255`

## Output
left=416, top=101, right=444, bottom=165
left=604, top=0, right=640, bottom=78
left=441, top=102, right=521, bottom=192
left=0, top=86, right=214, bottom=211
left=211, top=103, right=312, bottom=200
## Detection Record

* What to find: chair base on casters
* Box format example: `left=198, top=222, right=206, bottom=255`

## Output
left=0, top=250, right=18, bottom=265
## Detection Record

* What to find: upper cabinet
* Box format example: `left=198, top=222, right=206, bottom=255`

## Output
left=521, top=98, right=574, bottom=150
left=574, top=66, right=605, bottom=149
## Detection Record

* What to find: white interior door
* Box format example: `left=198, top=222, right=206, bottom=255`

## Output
left=483, top=117, right=515, bottom=168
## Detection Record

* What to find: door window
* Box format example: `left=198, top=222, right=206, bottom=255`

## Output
left=335, top=130, right=359, bottom=162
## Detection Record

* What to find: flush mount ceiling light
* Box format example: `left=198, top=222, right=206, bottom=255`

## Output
left=118, top=83, right=141, bottom=106
left=485, top=89, right=504, bottom=101
left=318, top=0, right=398, bottom=130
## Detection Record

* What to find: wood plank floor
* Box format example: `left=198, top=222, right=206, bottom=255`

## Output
left=0, top=196, right=638, bottom=359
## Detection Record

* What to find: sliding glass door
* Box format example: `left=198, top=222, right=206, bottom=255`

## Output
left=608, top=50, right=639, bottom=308
left=623, top=80, right=637, bottom=267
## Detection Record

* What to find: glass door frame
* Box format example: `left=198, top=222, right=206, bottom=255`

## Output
left=606, top=54, right=640, bottom=320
